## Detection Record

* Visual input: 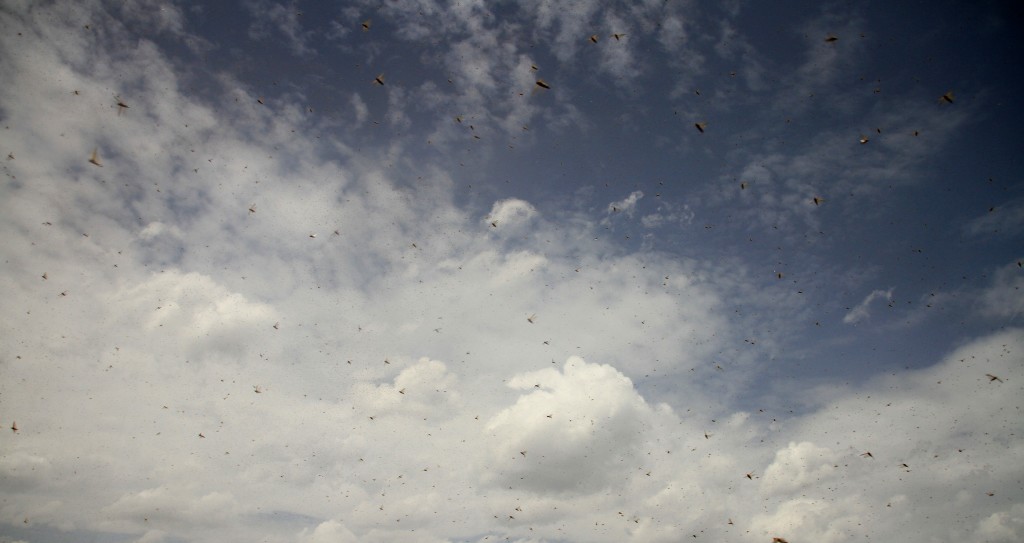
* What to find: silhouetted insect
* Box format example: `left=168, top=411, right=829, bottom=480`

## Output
left=740, top=182, right=747, bottom=190
left=249, top=204, right=256, bottom=214
left=859, top=135, right=869, bottom=144
left=694, top=122, right=706, bottom=133
left=813, top=197, right=824, bottom=205
left=115, top=96, right=129, bottom=115
left=273, top=322, right=279, bottom=329
left=535, top=80, right=550, bottom=90
left=612, top=33, right=625, bottom=40
left=546, top=414, right=552, bottom=418
left=309, top=234, right=316, bottom=238
left=861, top=451, right=873, bottom=458
left=986, top=374, right=1003, bottom=383
left=6, top=152, right=12, bottom=160
left=745, top=472, right=754, bottom=479
left=704, top=431, right=711, bottom=439
left=727, top=518, right=733, bottom=525
left=41, top=273, right=47, bottom=280
left=913, top=130, right=919, bottom=136
left=490, top=221, right=498, bottom=227
left=399, top=388, right=405, bottom=394
left=527, top=314, right=536, bottom=323
left=257, top=97, right=265, bottom=104
left=520, top=450, right=527, bottom=456
left=199, top=433, right=205, bottom=438
left=825, top=34, right=838, bottom=42
left=589, top=34, right=598, bottom=43
left=10, top=421, right=17, bottom=432
left=89, top=148, right=102, bottom=167
left=384, top=358, right=390, bottom=364
left=986, top=491, right=995, bottom=496
left=373, top=74, right=385, bottom=86
left=254, top=385, right=262, bottom=393
left=455, top=115, right=463, bottom=123
left=773, top=538, right=789, bottom=543
left=940, top=91, right=954, bottom=104
left=530, top=64, right=538, bottom=72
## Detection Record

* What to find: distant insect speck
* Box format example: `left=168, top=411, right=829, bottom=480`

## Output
left=940, top=90, right=955, bottom=104
left=254, top=385, right=262, bottom=393
left=813, top=197, right=824, bottom=205
left=612, top=33, right=625, bottom=40
left=198, top=433, right=205, bottom=438
left=88, top=148, right=103, bottom=167
left=273, top=322, right=279, bottom=329
left=373, top=74, right=385, bottom=86
left=248, top=204, right=256, bottom=214
left=309, top=234, right=316, bottom=238
left=694, top=122, right=707, bottom=133
left=527, top=314, right=536, bottom=323
left=10, top=421, right=17, bottom=432
left=773, top=538, right=789, bottom=543
left=535, top=79, right=550, bottom=90
left=115, top=96, right=129, bottom=115
left=861, top=451, right=873, bottom=458
left=589, top=34, right=598, bottom=43
left=825, top=34, right=838, bottom=42
left=986, top=373, right=1003, bottom=383
left=361, top=19, right=371, bottom=31
left=41, top=272, right=48, bottom=280
left=520, top=450, right=527, bottom=456
left=740, top=182, right=748, bottom=190
left=399, top=388, right=405, bottom=394
left=257, top=97, right=264, bottom=104
left=859, top=135, right=869, bottom=144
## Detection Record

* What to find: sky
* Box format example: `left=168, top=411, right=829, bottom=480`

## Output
left=0, top=0, right=1022, bottom=542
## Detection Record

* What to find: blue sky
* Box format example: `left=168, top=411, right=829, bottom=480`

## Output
left=0, top=1, right=1022, bottom=542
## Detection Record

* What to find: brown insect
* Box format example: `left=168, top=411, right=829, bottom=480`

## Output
left=273, top=322, right=279, bottom=329
left=198, top=432, right=205, bottom=438
left=589, top=34, right=598, bottom=43
left=249, top=204, right=256, bottom=214
left=986, top=374, right=1003, bottom=383
left=257, top=97, right=265, bottom=104
left=939, top=91, right=955, bottom=104
left=490, top=221, right=498, bottom=227
left=813, top=197, right=824, bottom=205
left=520, top=450, right=527, bottom=456
left=373, top=74, right=385, bottom=86
left=115, top=96, right=129, bottom=115
left=859, top=135, right=869, bottom=144
left=253, top=385, right=262, bottom=393
left=41, top=272, right=47, bottom=280
left=773, top=538, right=789, bottom=543
left=527, top=314, right=536, bottom=323
left=361, top=19, right=371, bottom=31
left=10, top=421, right=17, bottom=432
left=398, top=388, right=405, bottom=394
left=535, top=79, right=550, bottom=90
left=694, top=122, right=707, bottom=133
left=88, top=148, right=103, bottom=167
left=861, top=451, right=873, bottom=458
left=740, top=182, right=748, bottom=190
left=612, top=33, right=625, bottom=40
left=745, top=472, right=754, bottom=479
left=824, top=34, right=838, bottom=42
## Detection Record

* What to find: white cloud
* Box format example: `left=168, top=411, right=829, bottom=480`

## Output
left=842, top=288, right=893, bottom=324
left=606, top=190, right=643, bottom=217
